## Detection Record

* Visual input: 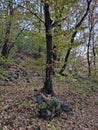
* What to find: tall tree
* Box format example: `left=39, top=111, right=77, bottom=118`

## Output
left=1, top=0, right=14, bottom=58
left=87, top=0, right=98, bottom=76
left=59, top=0, right=92, bottom=75
left=41, top=0, right=77, bottom=94
left=41, top=2, right=54, bottom=94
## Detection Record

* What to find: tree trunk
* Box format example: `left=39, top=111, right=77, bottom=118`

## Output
left=87, top=11, right=94, bottom=77
left=42, top=3, right=54, bottom=95
left=87, top=44, right=91, bottom=77
left=1, top=43, right=9, bottom=58
left=1, top=0, right=13, bottom=58
left=59, top=0, right=92, bottom=75
left=92, top=31, right=96, bottom=75
left=59, top=31, right=77, bottom=75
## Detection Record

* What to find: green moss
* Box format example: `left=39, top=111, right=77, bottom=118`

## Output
left=21, top=101, right=32, bottom=108
left=39, top=102, right=47, bottom=109
left=30, top=81, right=41, bottom=88
left=0, top=69, right=9, bottom=77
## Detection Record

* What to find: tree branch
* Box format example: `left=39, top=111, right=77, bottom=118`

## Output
left=19, top=5, right=45, bottom=25
left=76, top=0, right=92, bottom=28
left=8, top=23, right=31, bottom=52
left=51, top=16, right=68, bottom=28
left=59, top=0, right=93, bottom=75
left=71, top=0, right=92, bottom=43
left=15, top=23, right=31, bottom=41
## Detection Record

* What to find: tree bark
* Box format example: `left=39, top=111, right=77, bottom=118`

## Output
left=87, top=12, right=93, bottom=77
left=42, top=3, right=54, bottom=95
left=59, top=32, right=77, bottom=75
left=92, top=31, right=96, bottom=75
left=87, top=45, right=91, bottom=77
left=1, top=0, right=13, bottom=58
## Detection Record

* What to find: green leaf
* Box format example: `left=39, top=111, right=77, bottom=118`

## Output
left=51, top=125, right=57, bottom=130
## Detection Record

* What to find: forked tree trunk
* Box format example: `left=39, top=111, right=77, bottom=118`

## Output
left=42, top=3, right=54, bottom=95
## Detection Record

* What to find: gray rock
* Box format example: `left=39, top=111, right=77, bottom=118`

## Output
left=7, top=76, right=14, bottom=81
left=36, top=94, right=45, bottom=105
left=39, top=109, right=51, bottom=120
left=36, top=95, right=74, bottom=120
left=61, top=103, right=73, bottom=115
left=13, top=74, right=18, bottom=79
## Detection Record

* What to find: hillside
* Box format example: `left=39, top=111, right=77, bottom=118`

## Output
left=0, top=53, right=98, bottom=130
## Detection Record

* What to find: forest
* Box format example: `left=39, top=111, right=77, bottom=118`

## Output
left=0, top=0, right=98, bottom=129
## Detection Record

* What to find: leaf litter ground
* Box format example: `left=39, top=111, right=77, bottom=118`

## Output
left=0, top=53, right=98, bottom=130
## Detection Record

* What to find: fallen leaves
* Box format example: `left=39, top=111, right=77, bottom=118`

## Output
left=0, top=53, right=98, bottom=130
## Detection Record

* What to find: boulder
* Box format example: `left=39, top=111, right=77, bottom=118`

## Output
left=36, top=95, right=73, bottom=120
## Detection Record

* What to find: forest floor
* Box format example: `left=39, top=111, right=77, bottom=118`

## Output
left=0, top=53, right=98, bottom=130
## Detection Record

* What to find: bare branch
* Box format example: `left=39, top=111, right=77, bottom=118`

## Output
left=76, top=0, right=92, bottom=28
left=15, top=23, right=31, bottom=41
left=71, top=0, right=92, bottom=43
left=8, top=23, right=31, bottom=52
left=19, top=5, right=45, bottom=25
